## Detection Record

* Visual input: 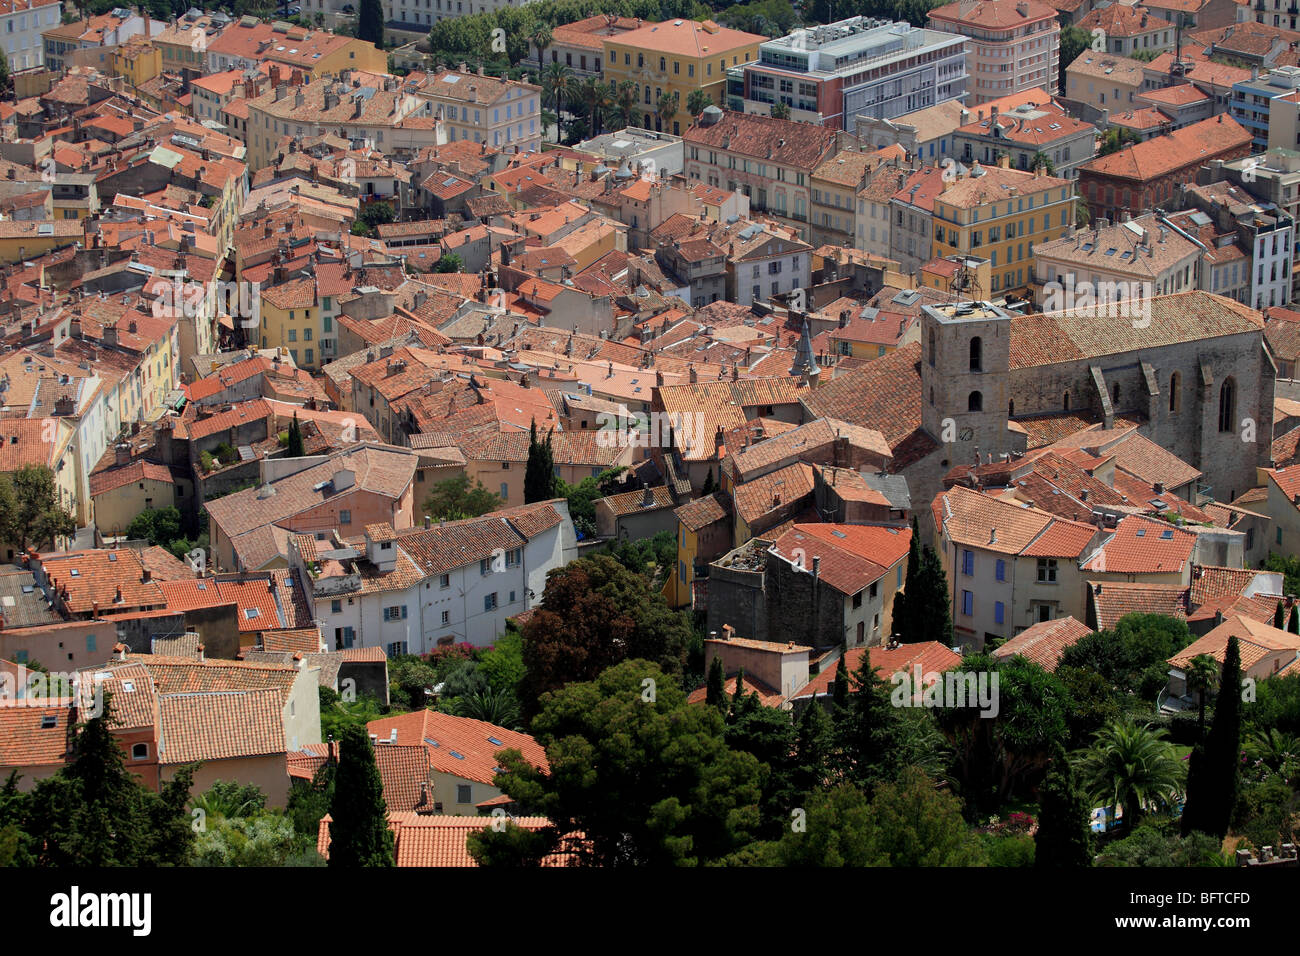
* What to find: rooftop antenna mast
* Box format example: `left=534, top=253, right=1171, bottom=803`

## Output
left=1171, top=13, right=1190, bottom=79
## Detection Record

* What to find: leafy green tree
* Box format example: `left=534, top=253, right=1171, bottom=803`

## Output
left=190, top=780, right=266, bottom=820
left=936, top=654, right=1069, bottom=814
left=1098, top=126, right=1141, bottom=157
left=1264, top=553, right=1300, bottom=596
left=831, top=651, right=850, bottom=711
left=1077, top=718, right=1183, bottom=832
left=1056, top=664, right=1121, bottom=748
left=433, top=252, right=464, bottom=273
left=0, top=49, right=10, bottom=96
left=1095, top=825, right=1227, bottom=866
left=770, top=100, right=791, bottom=120
left=472, top=659, right=764, bottom=866
left=1035, top=745, right=1092, bottom=868
left=541, top=60, right=572, bottom=137
left=0, top=465, right=76, bottom=550
left=524, top=419, right=558, bottom=503
left=359, top=201, right=394, bottom=233
left=725, top=692, right=797, bottom=837
left=422, top=474, right=502, bottom=520
left=705, top=655, right=727, bottom=709
left=754, top=783, right=885, bottom=866
left=792, top=699, right=833, bottom=798
left=387, top=654, right=440, bottom=710
left=357, top=0, right=384, bottom=47
left=1059, top=24, right=1090, bottom=91
left=479, top=630, right=526, bottom=695
left=191, top=812, right=303, bottom=866
left=867, top=766, right=987, bottom=866
left=519, top=554, right=690, bottom=714
left=834, top=655, right=904, bottom=796
left=286, top=412, right=305, bottom=457
left=287, top=759, right=335, bottom=856
left=902, top=545, right=952, bottom=645
left=126, top=505, right=183, bottom=546
left=327, top=723, right=395, bottom=867
left=1182, top=636, right=1243, bottom=839
left=1059, top=613, right=1193, bottom=694
left=24, top=694, right=196, bottom=866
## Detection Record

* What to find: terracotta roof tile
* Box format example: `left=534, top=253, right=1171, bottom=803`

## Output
left=991, top=616, right=1091, bottom=671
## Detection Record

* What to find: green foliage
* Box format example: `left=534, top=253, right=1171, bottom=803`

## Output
left=833, top=656, right=906, bottom=797
left=705, top=656, right=726, bottom=709
left=1076, top=718, right=1184, bottom=832
left=1035, top=746, right=1092, bottom=868
left=1094, top=824, right=1227, bottom=866
left=984, top=832, right=1036, bottom=866
left=1182, top=636, right=1243, bottom=839
left=286, top=412, right=305, bottom=457
left=191, top=812, right=302, bottom=866
left=319, top=686, right=387, bottom=740
left=1098, top=126, right=1141, bottom=157
left=0, top=49, right=11, bottom=96
left=935, top=654, right=1070, bottom=815
left=387, top=655, right=439, bottom=711
left=127, top=506, right=183, bottom=548
left=1232, top=775, right=1300, bottom=851
left=519, top=554, right=690, bottom=714
left=0, top=465, right=76, bottom=550
left=1058, top=613, right=1193, bottom=695
left=769, top=100, right=791, bottom=120
left=524, top=419, right=559, bottom=503
left=1264, top=553, right=1300, bottom=597
left=357, top=0, right=384, bottom=46
left=602, top=528, right=676, bottom=583
left=433, top=252, right=464, bottom=273
left=19, top=693, right=196, bottom=866
left=287, top=761, right=335, bottom=856
left=479, top=631, right=526, bottom=695
left=1059, top=25, right=1090, bottom=92
left=422, top=473, right=502, bottom=521
left=716, top=0, right=797, bottom=37
left=472, top=659, right=764, bottom=866
left=455, top=685, right=522, bottom=727
left=896, top=541, right=951, bottom=645
left=359, top=201, right=394, bottom=234
left=190, top=780, right=267, bottom=820
left=725, top=692, right=797, bottom=838
left=327, top=723, right=395, bottom=867
left=1056, top=664, right=1121, bottom=748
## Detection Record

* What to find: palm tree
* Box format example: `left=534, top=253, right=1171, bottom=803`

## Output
left=1076, top=718, right=1184, bottom=832
left=654, top=88, right=680, bottom=133
left=530, top=22, right=552, bottom=71
left=577, top=76, right=611, bottom=138
left=1185, top=653, right=1219, bottom=736
left=686, top=88, right=712, bottom=120
left=1244, top=728, right=1300, bottom=781
left=611, top=79, right=638, bottom=130
left=771, top=100, right=791, bottom=120
left=541, top=61, right=572, bottom=141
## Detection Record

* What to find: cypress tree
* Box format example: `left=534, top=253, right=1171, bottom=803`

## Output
left=904, top=546, right=953, bottom=646
left=792, top=699, right=833, bottom=797
left=893, top=515, right=923, bottom=641
left=1274, top=600, right=1285, bottom=630
left=1290, top=605, right=1299, bottom=634
left=524, top=419, right=558, bottom=503
left=705, top=656, right=726, bottom=710
left=731, top=666, right=746, bottom=708
left=357, top=0, right=384, bottom=47
left=1181, top=636, right=1243, bottom=839
left=701, top=469, right=715, bottom=494
left=287, top=412, right=305, bottom=457
left=1035, top=745, right=1092, bottom=868
left=328, top=723, right=395, bottom=867
left=831, top=646, right=850, bottom=711
left=833, top=655, right=902, bottom=796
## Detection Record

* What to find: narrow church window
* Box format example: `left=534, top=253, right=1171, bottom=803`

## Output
left=969, top=336, right=982, bottom=372
left=929, top=328, right=936, bottom=367
left=1219, top=378, right=1236, bottom=433
left=1169, top=372, right=1180, bottom=413
left=968, top=391, right=983, bottom=412
left=1112, top=382, right=1120, bottom=404
left=1063, top=391, right=1070, bottom=411
left=1008, top=399, right=1014, bottom=417
left=929, top=387, right=934, bottom=406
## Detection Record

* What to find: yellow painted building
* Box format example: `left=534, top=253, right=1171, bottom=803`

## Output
left=257, top=278, right=320, bottom=370
left=0, top=221, right=84, bottom=264
left=110, top=38, right=161, bottom=88
left=930, top=164, right=1074, bottom=298
left=602, top=19, right=763, bottom=137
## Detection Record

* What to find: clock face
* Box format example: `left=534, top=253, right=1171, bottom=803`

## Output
left=958, top=427, right=974, bottom=442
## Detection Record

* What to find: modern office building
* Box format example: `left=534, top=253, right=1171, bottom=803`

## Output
left=731, top=17, right=968, bottom=131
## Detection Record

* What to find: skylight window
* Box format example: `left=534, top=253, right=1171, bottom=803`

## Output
left=424, top=737, right=439, bottom=747
left=108, top=552, right=117, bottom=562
left=41, top=715, right=56, bottom=729
left=70, top=568, right=80, bottom=576
left=1135, top=528, right=1146, bottom=537
left=487, top=736, right=503, bottom=746
left=1161, top=529, right=1174, bottom=539
left=244, top=607, right=260, bottom=619
left=449, top=750, right=465, bottom=760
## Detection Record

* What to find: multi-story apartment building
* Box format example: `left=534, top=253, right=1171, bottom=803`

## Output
left=42, top=8, right=166, bottom=73
left=205, top=17, right=385, bottom=78
left=1031, top=213, right=1201, bottom=307
left=528, top=14, right=643, bottom=75
left=732, top=17, right=968, bottom=131
left=290, top=503, right=575, bottom=653
left=930, top=162, right=1074, bottom=296
left=1077, top=114, right=1252, bottom=221
left=1065, top=50, right=1146, bottom=111
left=243, top=73, right=436, bottom=169
left=951, top=98, right=1096, bottom=179
left=811, top=147, right=900, bottom=248
left=1076, top=6, right=1174, bottom=58
left=683, top=107, right=848, bottom=240
left=888, top=163, right=949, bottom=274
left=1207, top=148, right=1300, bottom=297
left=416, top=68, right=543, bottom=155
left=603, top=18, right=764, bottom=137
left=927, top=0, right=1059, bottom=104
left=0, top=0, right=60, bottom=71
left=1231, top=66, right=1300, bottom=150
left=153, top=10, right=229, bottom=84
left=1183, top=178, right=1295, bottom=310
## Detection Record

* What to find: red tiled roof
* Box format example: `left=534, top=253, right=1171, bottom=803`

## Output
left=1089, top=581, right=1189, bottom=630
left=366, top=710, right=547, bottom=786
left=1081, top=514, right=1197, bottom=574
left=791, top=642, right=962, bottom=701
left=991, top=616, right=1091, bottom=671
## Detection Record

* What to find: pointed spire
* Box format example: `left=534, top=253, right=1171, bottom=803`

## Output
left=790, top=316, right=819, bottom=383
